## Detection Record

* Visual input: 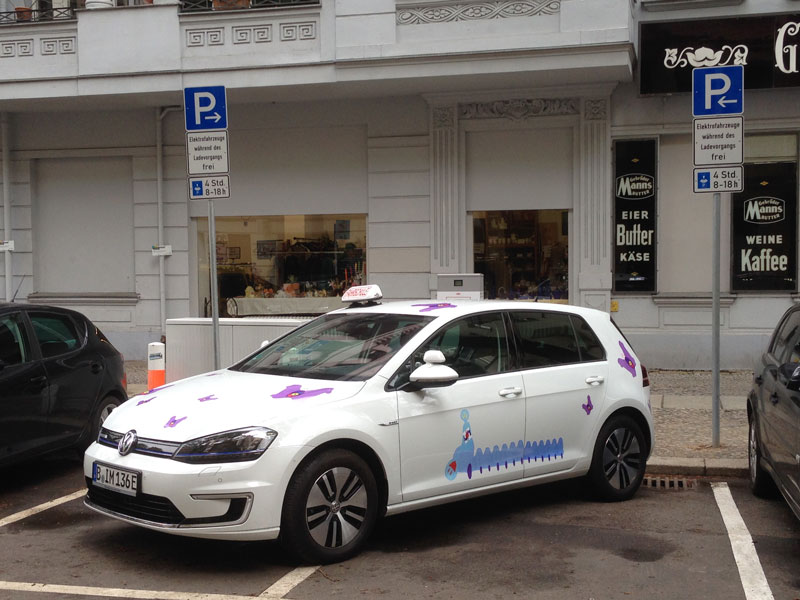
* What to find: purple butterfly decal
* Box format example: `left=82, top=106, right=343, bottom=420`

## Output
left=147, top=383, right=174, bottom=394
left=137, top=396, right=155, bottom=406
left=411, top=303, right=456, bottom=313
left=164, top=416, right=187, bottom=428
left=582, top=395, right=593, bottom=415
left=272, top=385, right=334, bottom=400
left=618, top=341, right=637, bottom=377
left=198, top=394, right=218, bottom=403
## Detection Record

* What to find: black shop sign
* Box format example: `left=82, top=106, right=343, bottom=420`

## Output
left=732, top=162, right=797, bottom=292
left=614, top=140, right=657, bottom=293
left=641, top=15, right=800, bottom=95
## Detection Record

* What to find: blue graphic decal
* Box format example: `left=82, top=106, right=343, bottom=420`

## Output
left=445, top=409, right=564, bottom=480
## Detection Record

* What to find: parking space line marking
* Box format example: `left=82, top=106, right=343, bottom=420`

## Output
left=711, top=482, right=775, bottom=600
left=259, top=566, right=319, bottom=598
left=0, top=489, right=86, bottom=529
left=0, top=581, right=255, bottom=599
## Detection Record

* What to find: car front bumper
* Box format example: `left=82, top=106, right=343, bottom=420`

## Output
left=83, top=441, right=305, bottom=541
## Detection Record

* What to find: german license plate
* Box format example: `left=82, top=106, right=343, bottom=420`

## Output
left=92, top=462, right=140, bottom=497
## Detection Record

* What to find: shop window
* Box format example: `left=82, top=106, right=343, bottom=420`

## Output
left=198, top=215, right=366, bottom=316
left=472, top=210, right=568, bottom=301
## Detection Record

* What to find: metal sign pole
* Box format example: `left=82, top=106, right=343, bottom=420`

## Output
left=712, top=191, right=721, bottom=447
left=208, top=199, right=221, bottom=371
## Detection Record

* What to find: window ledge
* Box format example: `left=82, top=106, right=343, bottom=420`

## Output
left=651, top=293, right=736, bottom=308
left=27, top=292, right=140, bottom=306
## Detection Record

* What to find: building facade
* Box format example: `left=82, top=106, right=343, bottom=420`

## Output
left=0, top=0, right=796, bottom=368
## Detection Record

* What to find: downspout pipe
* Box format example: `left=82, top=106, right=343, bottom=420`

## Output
left=155, top=106, right=181, bottom=336
left=2, top=113, right=12, bottom=302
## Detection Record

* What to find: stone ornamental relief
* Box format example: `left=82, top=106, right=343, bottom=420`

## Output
left=398, top=0, right=560, bottom=25
left=459, top=98, right=579, bottom=121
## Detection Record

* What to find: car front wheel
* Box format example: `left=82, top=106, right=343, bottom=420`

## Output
left=589, top=415, right=647, bottom=501
left=281, top=449, right=379, bottom=564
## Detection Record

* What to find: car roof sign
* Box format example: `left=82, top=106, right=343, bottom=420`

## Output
left=342, top=285, right=383, bottom=304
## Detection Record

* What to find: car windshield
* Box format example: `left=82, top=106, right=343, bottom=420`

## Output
left=233, top=312, right=434, bottom=381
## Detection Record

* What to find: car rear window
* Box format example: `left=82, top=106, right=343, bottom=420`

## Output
left=29, top=312, right=82, bottom=358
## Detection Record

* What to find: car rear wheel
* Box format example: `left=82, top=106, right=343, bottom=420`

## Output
left=589, top=415, right=647, bottom=501
left=748, top=414, right=774, bottom=497
left=281, top=449, right=379, bottom=564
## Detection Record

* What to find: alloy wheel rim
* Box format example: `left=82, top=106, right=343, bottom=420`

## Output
left=305, top=466, right=368, bottom=549
left=602, top=427, right=642, bottom=490
left=99, top=404, right=116, bottom=425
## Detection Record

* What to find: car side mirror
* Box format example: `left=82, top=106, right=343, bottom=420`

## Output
left=408, top=349, right=459, bottom=389
left=779, top=363, right=800, bottom=391
left=0, top=358, right=6, bottom=372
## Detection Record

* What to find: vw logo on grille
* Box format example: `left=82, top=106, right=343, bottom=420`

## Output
left=118, top=430, right=138, bottom=456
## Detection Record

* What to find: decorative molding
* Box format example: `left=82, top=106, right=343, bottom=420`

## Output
left=0, top=39, right=34, bottom=58
left=280, top=21, right=316, bottom=42
left=583, top=98, right=607, bottom=121
left=41, top=37, right=76, bottom=56
left=459, top=98, right=579, bottom=121
left=186, top=28, right=224, bottom=48
left=398, top=0, right=560, bottom=25
left=432, top=106, right=456, bottom=129
left=233, top=25, right=272, bottom=45
left=664, top=45, right=748, bottom=69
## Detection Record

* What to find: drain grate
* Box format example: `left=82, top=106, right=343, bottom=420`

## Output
left=642, top=476, right=698, bottom=491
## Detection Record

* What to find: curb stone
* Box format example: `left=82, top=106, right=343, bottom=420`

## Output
left=647, top=456, right=748, bottom=478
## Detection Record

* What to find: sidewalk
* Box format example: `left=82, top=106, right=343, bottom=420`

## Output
left=124, top=363, right=753, bottom=478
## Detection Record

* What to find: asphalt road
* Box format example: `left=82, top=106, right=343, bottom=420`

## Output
left=0, top=456, right=798, bottom=600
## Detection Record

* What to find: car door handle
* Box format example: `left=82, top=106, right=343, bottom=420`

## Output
left=90, top=362, right=103, bottom=374
left=498, top=387, right=522, bottom=398
left=771, top=392, right=779, bottom=405
left=585, top=376, right=605, bottom=386
left=29, top=375, right=47, bottom=387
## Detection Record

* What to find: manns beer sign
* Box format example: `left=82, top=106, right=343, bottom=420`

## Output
left=614, top=140, right=657, bottom=293
left=732, top=164, right=796, bottom=292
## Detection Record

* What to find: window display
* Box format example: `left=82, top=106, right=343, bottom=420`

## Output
left=472, top=210, right=568, bottom=301
left=198, top=215, right=366, bottom=316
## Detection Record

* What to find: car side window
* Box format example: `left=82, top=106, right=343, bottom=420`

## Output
left=771, top=312, right=800, bottom=365
left=0, top=313, right=31, bottom=366
left=390, top=312, right=510, bottom=387
left=29, top=312, right=81, bottom=359
left=571, top=315, right=606, bottom=362
left=422, top=313, right=510, bottom=378
left=510, top=311, right=582, bottom=368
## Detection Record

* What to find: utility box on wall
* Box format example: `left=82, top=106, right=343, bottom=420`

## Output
left=436, top=273, right=484, bottom=301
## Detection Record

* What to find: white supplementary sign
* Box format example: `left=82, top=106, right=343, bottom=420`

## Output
left=186, top=131, right=229, bottom=176
left=693, top=116, right=743, bottom=167
left=693, top=166, right=744, bottom=193
left=189, top=175, right=230, bottom=200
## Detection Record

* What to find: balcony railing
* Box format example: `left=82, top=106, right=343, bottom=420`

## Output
left=0, top=6, right=74, bottom=24
left=0, top=0, right=316, bottom=25
left=180, top=0, right=317, bottom=12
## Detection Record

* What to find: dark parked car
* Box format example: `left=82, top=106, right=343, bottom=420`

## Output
left=749, top=303, right=800, bottom=517
left=0, top=303, right=127, bottom=466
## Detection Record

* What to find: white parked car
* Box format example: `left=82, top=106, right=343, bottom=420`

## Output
left=84, top=286, right=653, bottom=563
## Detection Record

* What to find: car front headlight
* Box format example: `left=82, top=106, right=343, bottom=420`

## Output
left=173, top=427, right=277, bottom=464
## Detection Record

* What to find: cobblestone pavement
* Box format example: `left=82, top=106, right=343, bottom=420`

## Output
left=649, top=369, right=751, bottom=461
left=124, top=362, right=753, bottom=460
